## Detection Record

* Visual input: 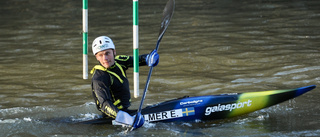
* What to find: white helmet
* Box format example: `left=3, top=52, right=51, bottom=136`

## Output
left=92, top=36, right=115, bottom=55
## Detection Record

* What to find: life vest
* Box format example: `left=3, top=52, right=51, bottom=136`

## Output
left=90, top=62, right=128, bottom=110
left=90, top=62, right=126, bottom=83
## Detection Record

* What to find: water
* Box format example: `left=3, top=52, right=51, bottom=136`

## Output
left=0, top=0, right=319, bottom=136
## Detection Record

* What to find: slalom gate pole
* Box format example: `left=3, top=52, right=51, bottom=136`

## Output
left=82, top=0, right=88, bottom=79
left=133, top=0, right=139, bottom=98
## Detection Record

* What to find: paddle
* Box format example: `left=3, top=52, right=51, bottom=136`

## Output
left=129, top=0, right=175, bottom=131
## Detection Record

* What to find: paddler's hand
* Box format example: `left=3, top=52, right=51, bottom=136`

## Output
left=146, top=49, right=159, bottom=67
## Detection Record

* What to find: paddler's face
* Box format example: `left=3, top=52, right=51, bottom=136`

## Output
left=95, top=49, right=116, bottom=69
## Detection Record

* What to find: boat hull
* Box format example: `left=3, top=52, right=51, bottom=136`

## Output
left=79, top=85, right=316, bottom=124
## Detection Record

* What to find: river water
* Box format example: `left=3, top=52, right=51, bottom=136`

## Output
left=1, top=0, right=320, bottom=136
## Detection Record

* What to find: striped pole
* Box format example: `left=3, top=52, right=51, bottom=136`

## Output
left=133, top=0, right=139, bottom=98
left=83, top=0, right=88, bottom=79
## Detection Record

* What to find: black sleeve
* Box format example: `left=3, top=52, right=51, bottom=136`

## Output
left=115, top=54, right=148, bottom=68
left=139, top=54, right=148, bottom=66
left=92, top=79, right=119, bottom=118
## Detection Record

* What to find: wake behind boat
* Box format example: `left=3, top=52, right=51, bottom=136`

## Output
left=79, top=85, right=316, bottom=124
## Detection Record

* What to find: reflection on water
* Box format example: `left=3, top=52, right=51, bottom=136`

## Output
left=0, top=0, right=319, bottom=136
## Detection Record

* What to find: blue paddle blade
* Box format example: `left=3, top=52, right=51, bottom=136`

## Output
left=132, top=113, right=145, bottom=129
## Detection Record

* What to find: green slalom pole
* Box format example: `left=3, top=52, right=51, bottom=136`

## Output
left=133, top=0, right=139, bottom=98
left=83, top=0, right=88, bottom=79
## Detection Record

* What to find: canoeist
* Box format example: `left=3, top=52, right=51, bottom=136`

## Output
left=90, top=36, right=159, bottom=128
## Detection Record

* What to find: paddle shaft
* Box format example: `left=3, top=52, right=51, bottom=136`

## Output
left=137, top=25, right=165, bottom=112
left=137, top=0, right=174, bottom=113
left=130, top=0, right=175, bottom=130
left=137, top=66, right=154, bottom=112
left=136, top=31, right=165, bottom=112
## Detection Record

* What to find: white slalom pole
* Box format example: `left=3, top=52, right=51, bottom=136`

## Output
left=83, top=0, right=88, bottom=79
left=133, top=0, right=139, bottom=98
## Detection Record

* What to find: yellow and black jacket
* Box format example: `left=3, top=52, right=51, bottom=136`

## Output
left=91, top=55, right=147, bottom=118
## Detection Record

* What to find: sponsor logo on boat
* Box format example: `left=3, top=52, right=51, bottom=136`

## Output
left=205, top=100, right=252, bottom=115
left=180, top=100, right=203, bottom=106
left=144, top=107, right=195, bottom=122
